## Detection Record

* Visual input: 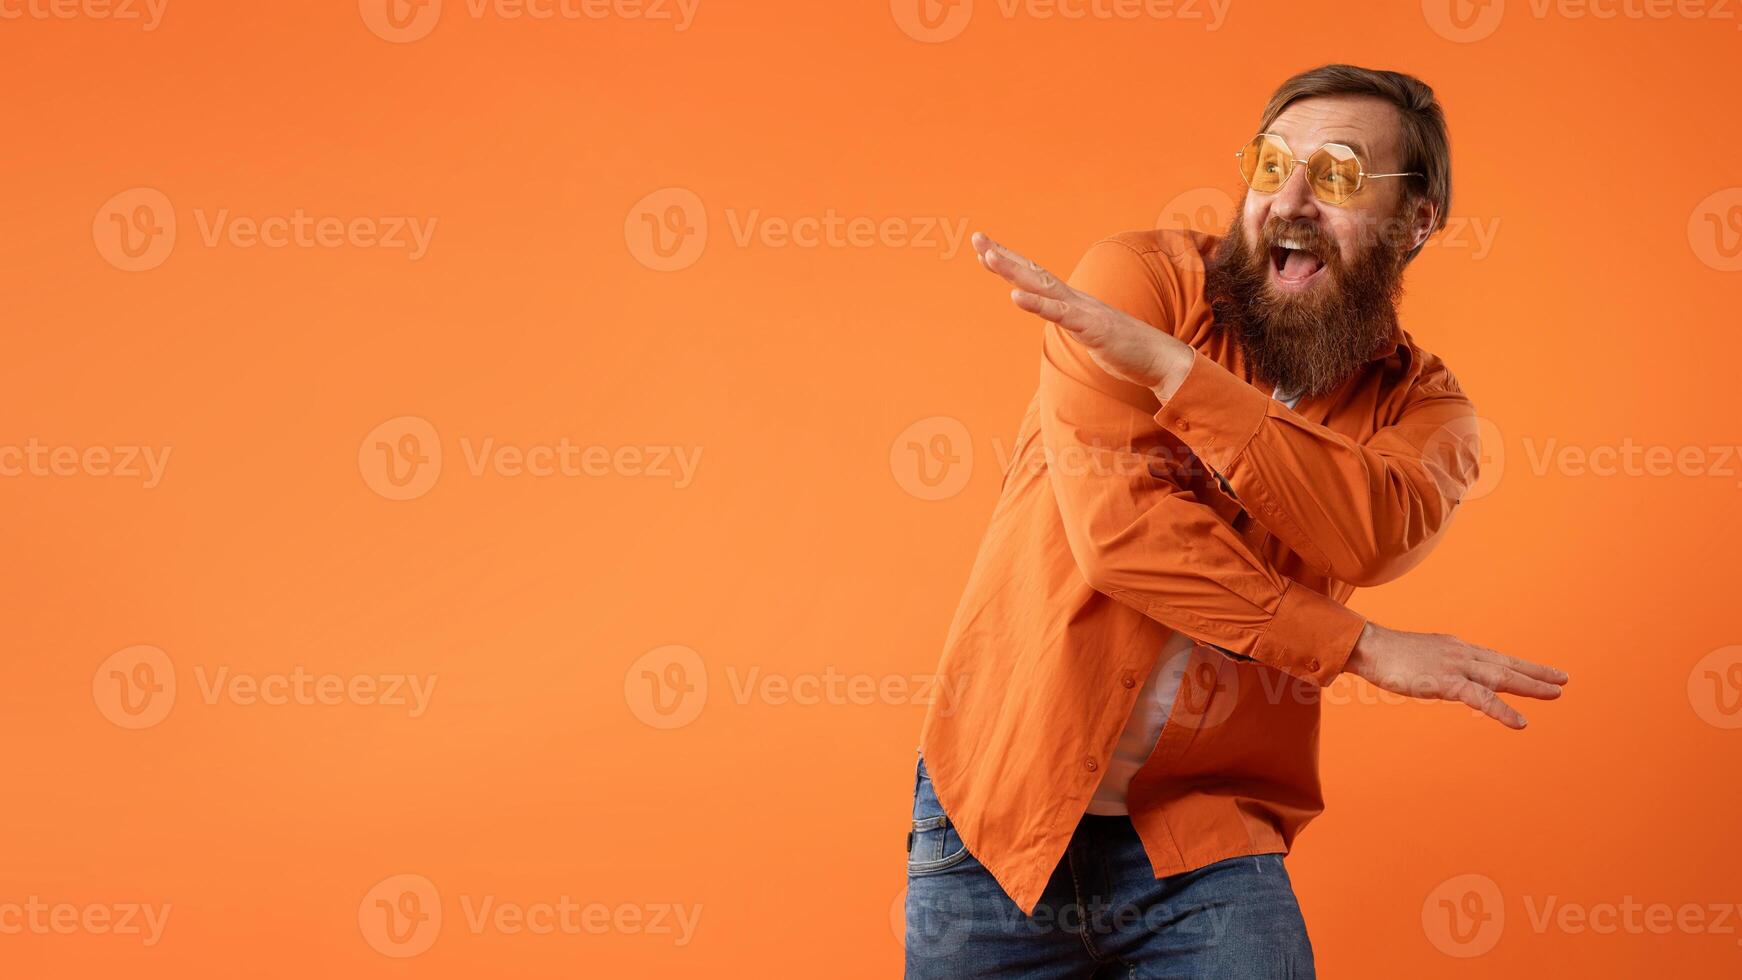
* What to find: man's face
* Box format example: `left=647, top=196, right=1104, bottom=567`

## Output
left=1205, top=93, right=1437, bottom=397
left=1240, top=93, right=1422, bottom=294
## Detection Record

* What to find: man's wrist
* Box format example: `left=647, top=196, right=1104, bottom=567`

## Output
left=1344, top=622, right=1385, bottom=680
left=1248, top=581, right=1367, bottom=686
left=1149, top=337, right=1194, bottom=401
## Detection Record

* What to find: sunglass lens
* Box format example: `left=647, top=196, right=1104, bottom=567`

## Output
left=1308, top=144, right=1362, bottom=205
left=1240, top=135, right=1290, bottom=192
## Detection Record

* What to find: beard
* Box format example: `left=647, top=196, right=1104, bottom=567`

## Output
left=1203, top=207, right=1408, bottom=399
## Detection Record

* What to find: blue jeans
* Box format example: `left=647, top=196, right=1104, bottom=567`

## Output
left=904, top=754, right=1315, bottom=978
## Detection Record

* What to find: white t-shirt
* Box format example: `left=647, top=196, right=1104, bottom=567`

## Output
left=1084, top=385, right=1301, bottom=816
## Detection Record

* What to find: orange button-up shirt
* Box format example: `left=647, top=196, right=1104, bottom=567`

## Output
left=918, top=229, right=1480, bottom=916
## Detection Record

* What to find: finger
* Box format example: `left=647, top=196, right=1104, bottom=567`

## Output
left=981, top=242, right=1070, bottom=298
left=1467, top=661, right=1564, bottom=701
left=972, top=231, right=1028, bottom=266
left=1473, top=647, right=1568, bottom=685
left=1452, top=681, right=1527, bottom=730
left=1011, top=289, right=1074, bottom=327
left=973, top=232, right=997, bottom=269
left=972, top=232, right=1005, bottom=275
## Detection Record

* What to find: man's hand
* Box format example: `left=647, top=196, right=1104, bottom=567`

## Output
left=972, top=232, right=1195, bottom=398
left=1345, top=623, right=1568, bottom=729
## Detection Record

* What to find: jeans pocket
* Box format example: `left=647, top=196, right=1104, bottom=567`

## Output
left=908, top=755, right=971, bottom=875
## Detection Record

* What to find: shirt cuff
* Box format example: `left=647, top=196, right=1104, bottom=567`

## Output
left=1153, top=350, right=1271, bottom=478
left=1251, top=581, right=1366, bottom=686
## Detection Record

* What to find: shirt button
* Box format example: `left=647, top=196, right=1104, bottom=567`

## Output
left=1121, top=672, right=1137, bottom=689
left=1177, top=420, right=1191, bottom=431
left=1085, top=758, right=1098, bottom=772
left=1307, top=658, right=1321, bottom=672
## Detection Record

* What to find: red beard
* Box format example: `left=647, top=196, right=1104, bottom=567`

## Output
left=1204, top=208, right=1408, bottom=398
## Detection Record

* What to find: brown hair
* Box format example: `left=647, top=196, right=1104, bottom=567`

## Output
left=1257, top=64, right=1451, bottom=263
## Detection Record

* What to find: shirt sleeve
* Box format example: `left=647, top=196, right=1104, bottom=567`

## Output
left=1040, top=239, right=1366, bottom=686
left=1153, top=349, right=1480, bottom=588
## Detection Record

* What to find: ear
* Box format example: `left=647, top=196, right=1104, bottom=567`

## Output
left=1406, top=194, right=1439, bottom=253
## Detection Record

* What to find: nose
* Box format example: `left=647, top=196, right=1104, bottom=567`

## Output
left=1268, top=161, right=1321, bottom=224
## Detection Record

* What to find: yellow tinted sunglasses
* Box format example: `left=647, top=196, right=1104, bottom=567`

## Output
left=1235, top=133, right=1421, bottom=206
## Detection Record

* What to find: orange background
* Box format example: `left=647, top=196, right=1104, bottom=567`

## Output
left=4, top=0, right=1741, bottom=976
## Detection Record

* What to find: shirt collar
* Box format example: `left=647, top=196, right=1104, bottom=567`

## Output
left=1369, top=320, right=1408, bottom=364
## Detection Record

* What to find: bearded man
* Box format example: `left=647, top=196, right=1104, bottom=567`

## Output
left=903, top=64, right=1569, bottom=978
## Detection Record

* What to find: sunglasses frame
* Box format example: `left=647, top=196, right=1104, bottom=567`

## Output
left=1234, top=132, right=1422, bottom=206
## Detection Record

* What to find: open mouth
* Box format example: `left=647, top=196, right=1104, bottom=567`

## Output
left=1268, top=238, right=1326, bottom=288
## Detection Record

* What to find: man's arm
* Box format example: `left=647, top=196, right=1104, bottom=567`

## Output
left=1013, top=233, right=1566, bottom=726
left=978, top=232, right=1479, bottom=587
left=1033, top=260, right=1363, bottom=688
left=1153, top=351, right=1477, bottom=587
